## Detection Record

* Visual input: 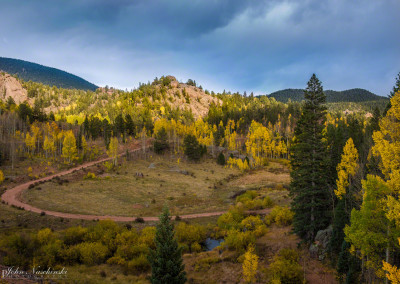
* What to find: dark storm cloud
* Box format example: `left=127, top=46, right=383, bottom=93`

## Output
left=0, top=0, right=399, bottom=95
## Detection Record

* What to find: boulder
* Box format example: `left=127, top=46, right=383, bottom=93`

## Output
left=309, top=225, right=333, bottom=260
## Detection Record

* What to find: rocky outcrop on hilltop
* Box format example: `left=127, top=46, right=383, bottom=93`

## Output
left=163, top=76, right=221, bottom=119
left=0, top=73, right=30, bottom=104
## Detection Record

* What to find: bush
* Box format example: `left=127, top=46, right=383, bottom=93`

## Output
left=217, top=206, right=245, bottom=230
left=262, top=196, right=275, bottom=208
left=77, top=242, right=109, bottom=265
left=191, top=242, right=202, bottom=253
left=61, top=245, right=81, bottom=264
left=135, top=217, right=145, bottom=223
left=84, top=172, right=96, bottom=180
left=240, top=216, right=267, bottom=237
left=63, top=226, right=88, bottom=245
left=236, top=190, right=258, bottom=204
left=125, top=254, right=150, bottom=273
left=223, top=229, right=256, bottom=253
left=266, top=206, right=294, bottom=226
left=138, top=227, right=156, bottom=249
left=175, top=222, right=206, bottom=252
left=269, top=248, right=303, bottom=283
left=236, top=191, right=275, bottom=210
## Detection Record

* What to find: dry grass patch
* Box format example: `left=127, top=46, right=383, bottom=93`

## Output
left=22, top=157, right=240, bottom=216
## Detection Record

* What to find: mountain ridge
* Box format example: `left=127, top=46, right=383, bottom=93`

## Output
left=0, top=57, right=98, bottom=91
left=267, top=88, right=388, bottom=103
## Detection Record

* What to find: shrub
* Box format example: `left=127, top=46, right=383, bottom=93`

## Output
left=240, top=216, right=267, bottom=237
left=61, top=245, right=81, bottom=264
left=135, top=217, right=145, bottom=223
left=63, top=226, right=88, bottom=246
left=175, top=222, right=206, bottom=252
left=34, top=240, right=63, bottom=268
left=266, top=206, right=294, bottom=226
left=269, top=248, right=302, bottom=283
left=84, top=172, right=96, bottom=180
left=138, top=227, right=156, bottom=249
left=126, top=254, right=150, bottom=273
left=217, top=206, right=245, bottom=230
left=236, top=190, right=258, bottom=204
left=262, top=196, right=275, bottom=208
left=77, top=242, right=109, bottom=265
left=223, top=229, right=256, bottom=253
left=191, top=242, right=202, bottom=253
left=217, top=152, right=226, bottom=165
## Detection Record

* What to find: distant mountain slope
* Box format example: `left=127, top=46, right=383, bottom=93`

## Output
left=0, top=57, right=98, bottom=91
left=268, top=88, right=387, bottom=103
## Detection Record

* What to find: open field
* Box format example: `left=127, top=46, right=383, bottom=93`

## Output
left=21, top=156, right=240, bottom=216
left=20, top=157, right=290, bottom=218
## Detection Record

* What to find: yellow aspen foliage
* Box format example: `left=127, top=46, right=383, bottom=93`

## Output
left=0, top=170, right=4, bottom=185
left=371, top=91, right=400, bottom=227
left=383, top=260, right=400, bottom=284
left=43, top=136, right=55, bottom=159
left=383, top=239, right=400, bottom=284
left=107, top=137, right=119, bottom=166
left=335, top=138, right=359, bottom=199
left=225, top=120, right=237, bottom=150
left=30, top=123, right=41, bottom=151
left=242, top=244, right=258, bottom=283
left=62, top=130, right=78, bottom=164
left=25, top=132, right=36, bottom=155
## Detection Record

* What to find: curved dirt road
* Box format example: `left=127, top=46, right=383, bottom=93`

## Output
left=1, top=146, right=271, bottom=222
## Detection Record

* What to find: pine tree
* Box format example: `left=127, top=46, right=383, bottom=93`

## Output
left=289, top=74, right=331, bottom=242
left=184, top=134, right=202, bottom=162
left=217, top=152, right=226, bottom=165
left=125, top=114, right=135, bottom=136
left=148, top=206, right=186, bottom=284
left=154, top=127, right=169, bottom=154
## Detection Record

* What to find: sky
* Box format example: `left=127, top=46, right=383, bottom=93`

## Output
left=1, top=0, right=399, bottom=96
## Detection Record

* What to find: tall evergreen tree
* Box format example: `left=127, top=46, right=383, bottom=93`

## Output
left=184, top=134, right=203, bottom=162
left=154, top=127, right=169, bottom=154
left=148, top=206, right=186, bottom=284
left=384, top=72, right=400, bottom=115
left=125, top=114, right=135, bottom=136
left=289, top=74, right=331, bottom=242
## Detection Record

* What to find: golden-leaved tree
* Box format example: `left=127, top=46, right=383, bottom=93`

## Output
left=346, top=91, right=400, bottom=281
left=372, top=91, right=400, bottom=280
left=62, top=130, right=78, bottom=164
left=335, top=138, right=359, bottom=199
left=107, top=137, right=119, bottom=166
left=242, top=244, right=258, bottom=283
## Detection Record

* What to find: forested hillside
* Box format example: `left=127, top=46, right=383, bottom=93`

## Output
left=268, top=88, right=388, bottom=103
left=0, top=57, right=98, bottom=91
left=0, top=71, right=399, bottom=283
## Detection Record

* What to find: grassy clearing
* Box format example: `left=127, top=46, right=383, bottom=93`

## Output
left=22, top=156, right=242, bottom=216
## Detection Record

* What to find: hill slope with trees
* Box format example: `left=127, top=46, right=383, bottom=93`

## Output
left=0, top=57, right=98, bottom=91
left=268, top=88, right=388, bottom=103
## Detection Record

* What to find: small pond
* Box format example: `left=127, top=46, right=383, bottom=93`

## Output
left=204, top=238, right=224, bottom=251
